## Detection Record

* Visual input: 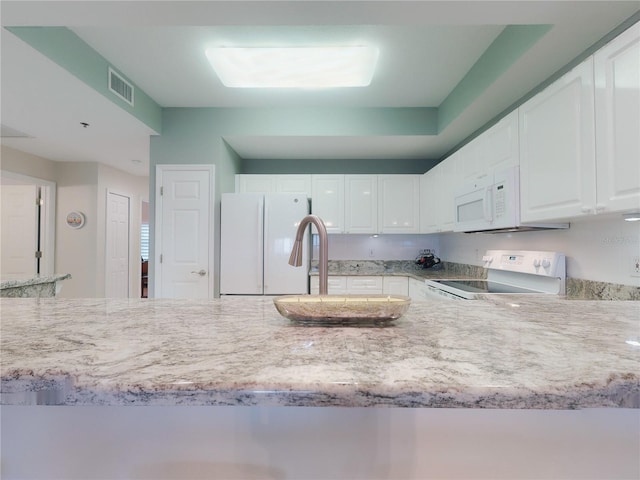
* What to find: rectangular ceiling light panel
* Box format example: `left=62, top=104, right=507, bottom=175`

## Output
left=205, top=46, right=379, bottom=88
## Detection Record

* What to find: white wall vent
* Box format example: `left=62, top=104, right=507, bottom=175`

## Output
left=108, top=67, right=134, bottom=106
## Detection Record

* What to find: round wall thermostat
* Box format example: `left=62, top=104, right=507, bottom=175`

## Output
left=66, top=211, right=85, bottom=229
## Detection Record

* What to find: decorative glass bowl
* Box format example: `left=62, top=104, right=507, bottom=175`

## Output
left=273, top=294, right=411, bottom=327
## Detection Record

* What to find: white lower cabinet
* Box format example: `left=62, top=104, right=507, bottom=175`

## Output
left=382, top=276, right=409, bottom=296
left=310, top=275, right=411, bottom=296
left=311, top=275, right=410, bottom=295
left=310, top=275, right=347, bottom=294
left=346, top=276, right=383, bottom=294
left=408, top=278, right=433, bottom=302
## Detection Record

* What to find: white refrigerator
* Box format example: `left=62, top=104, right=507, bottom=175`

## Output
left=220, top=193, right=310, bottom=295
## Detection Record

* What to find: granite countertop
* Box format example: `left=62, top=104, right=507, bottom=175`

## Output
left=309, top=260, right=481, bottom=280
left=0, top=273, right=71, bottom=289
left=1, top=296, right=638, bottom=408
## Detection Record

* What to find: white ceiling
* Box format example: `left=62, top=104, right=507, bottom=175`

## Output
left=1, top=1, right=638, bottom=175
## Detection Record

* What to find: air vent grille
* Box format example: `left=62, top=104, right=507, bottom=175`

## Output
left=108, top=67, right=134, bottom=106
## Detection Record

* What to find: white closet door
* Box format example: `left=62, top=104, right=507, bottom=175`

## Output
left=1, top=185, right=37, bottom=275
left=105, top=191, right=130, bottom=298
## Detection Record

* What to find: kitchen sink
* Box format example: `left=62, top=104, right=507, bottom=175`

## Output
left=273, top=294, right=411, bottom=327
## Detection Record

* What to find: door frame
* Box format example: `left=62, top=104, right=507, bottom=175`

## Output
left=105, top=189, right=132, bottom=298
left=154, top=164, right=215, bottom=299
left=0, top=171, right=56, bottom=275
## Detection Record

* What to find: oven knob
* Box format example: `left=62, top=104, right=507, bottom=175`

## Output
left=482, top=255, right=493, bottom=263
left=533, top=258, right=541, bottom=267
left=541, top=259, right=551, bottom=268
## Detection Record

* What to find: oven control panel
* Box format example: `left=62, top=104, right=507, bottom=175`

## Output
left=483, top=250, right=566, bottom=278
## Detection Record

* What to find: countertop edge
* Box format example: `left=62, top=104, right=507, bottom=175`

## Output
left=2, top=375, right=638, bottom=409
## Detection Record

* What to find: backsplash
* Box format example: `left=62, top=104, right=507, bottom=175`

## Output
left=440, top=261, right=487, bottom=279
left=438, top=216, right=640, bottom=288
left=567, top=278, right=640, bottom=301
left=309, top=217, right=639, bottom=300
left=313, top=234, right=440, bottom=261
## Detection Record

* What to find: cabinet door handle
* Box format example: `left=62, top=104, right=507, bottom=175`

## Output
left=191, top=270, right=207, bottom=276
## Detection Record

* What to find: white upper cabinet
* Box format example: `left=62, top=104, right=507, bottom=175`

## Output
left=236, top=174, right=311, bottom=196
left=378, top=175, right=420, bottom=233
left=457, top=110, right=518, bottom=185
left=519, top=57, right=597, bottom=222
left=479, top=109, right=520, bottom=174
left=236, top=174, right=277, bottom=193
left=345, top=175, right=378, bottom=233
left=594, top=22, right=640, bottom=214
left=419, top=169, right=439, bottom=233
left=438, top=157, right=458, bottom=231
left=311, top=175, right=345, bottom=233
left=459, top=139, right=484, bottom=184
left=276, top=175, right=312, bottom=195
left=420, top=156, right=457, bottom=234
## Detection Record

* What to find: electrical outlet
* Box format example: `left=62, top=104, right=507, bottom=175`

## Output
left=632, top=256, right=640, bottom=277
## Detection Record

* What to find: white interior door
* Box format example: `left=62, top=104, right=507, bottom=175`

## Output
left=1, top=172, right=56, bottom=275
left=1, top=185, right=37, bottom=275
left=105, top=191, right=130, bottom=298
left=156, top=166, right=214, bottom=299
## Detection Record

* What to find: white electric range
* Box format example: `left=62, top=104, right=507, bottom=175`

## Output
left=424, top=250, right=566, bottom=300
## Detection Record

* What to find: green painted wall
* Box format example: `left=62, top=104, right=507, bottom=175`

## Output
left=6, top=27, right=162, bottom=133
left=438, top=25, right=552, bottom=132
left=242, top=158, right=438, bottom=174
left=149, top=108, right=243, bottom=297
left=152, top=108, right=437, bottom=174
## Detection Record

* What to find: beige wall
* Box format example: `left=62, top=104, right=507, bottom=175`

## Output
left=1, top=145, right=58, bottom=181
left=1, top=146, right=149, bottom=297
left=96, top=163, right=149, bottom=297
left=54, top=162, right=100, bottom=297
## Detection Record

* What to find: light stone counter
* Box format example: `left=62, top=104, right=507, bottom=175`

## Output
left=0, top=273, right=71, bottom=298
left=1, top=296, right=638, bottom=408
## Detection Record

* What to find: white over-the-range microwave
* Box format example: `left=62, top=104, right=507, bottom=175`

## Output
left=454, top=166, right=569, bottom=233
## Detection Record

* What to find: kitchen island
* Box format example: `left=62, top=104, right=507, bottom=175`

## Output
left=2, top=295, right=638, bottom=407
left=0, top=273, right=70, bottom=298
left=2, top=295, right=639, bottom=479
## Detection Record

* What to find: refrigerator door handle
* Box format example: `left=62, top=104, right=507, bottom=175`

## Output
left=258, top=200, right=265, bottom=291
left=262, top=199, right=268, bottom=292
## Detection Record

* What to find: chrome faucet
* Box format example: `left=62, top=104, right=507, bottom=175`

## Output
left=289, top=215, right=328, bottom=295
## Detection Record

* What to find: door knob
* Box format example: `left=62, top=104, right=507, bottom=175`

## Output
left=191, top=269, right=207, bottom=276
